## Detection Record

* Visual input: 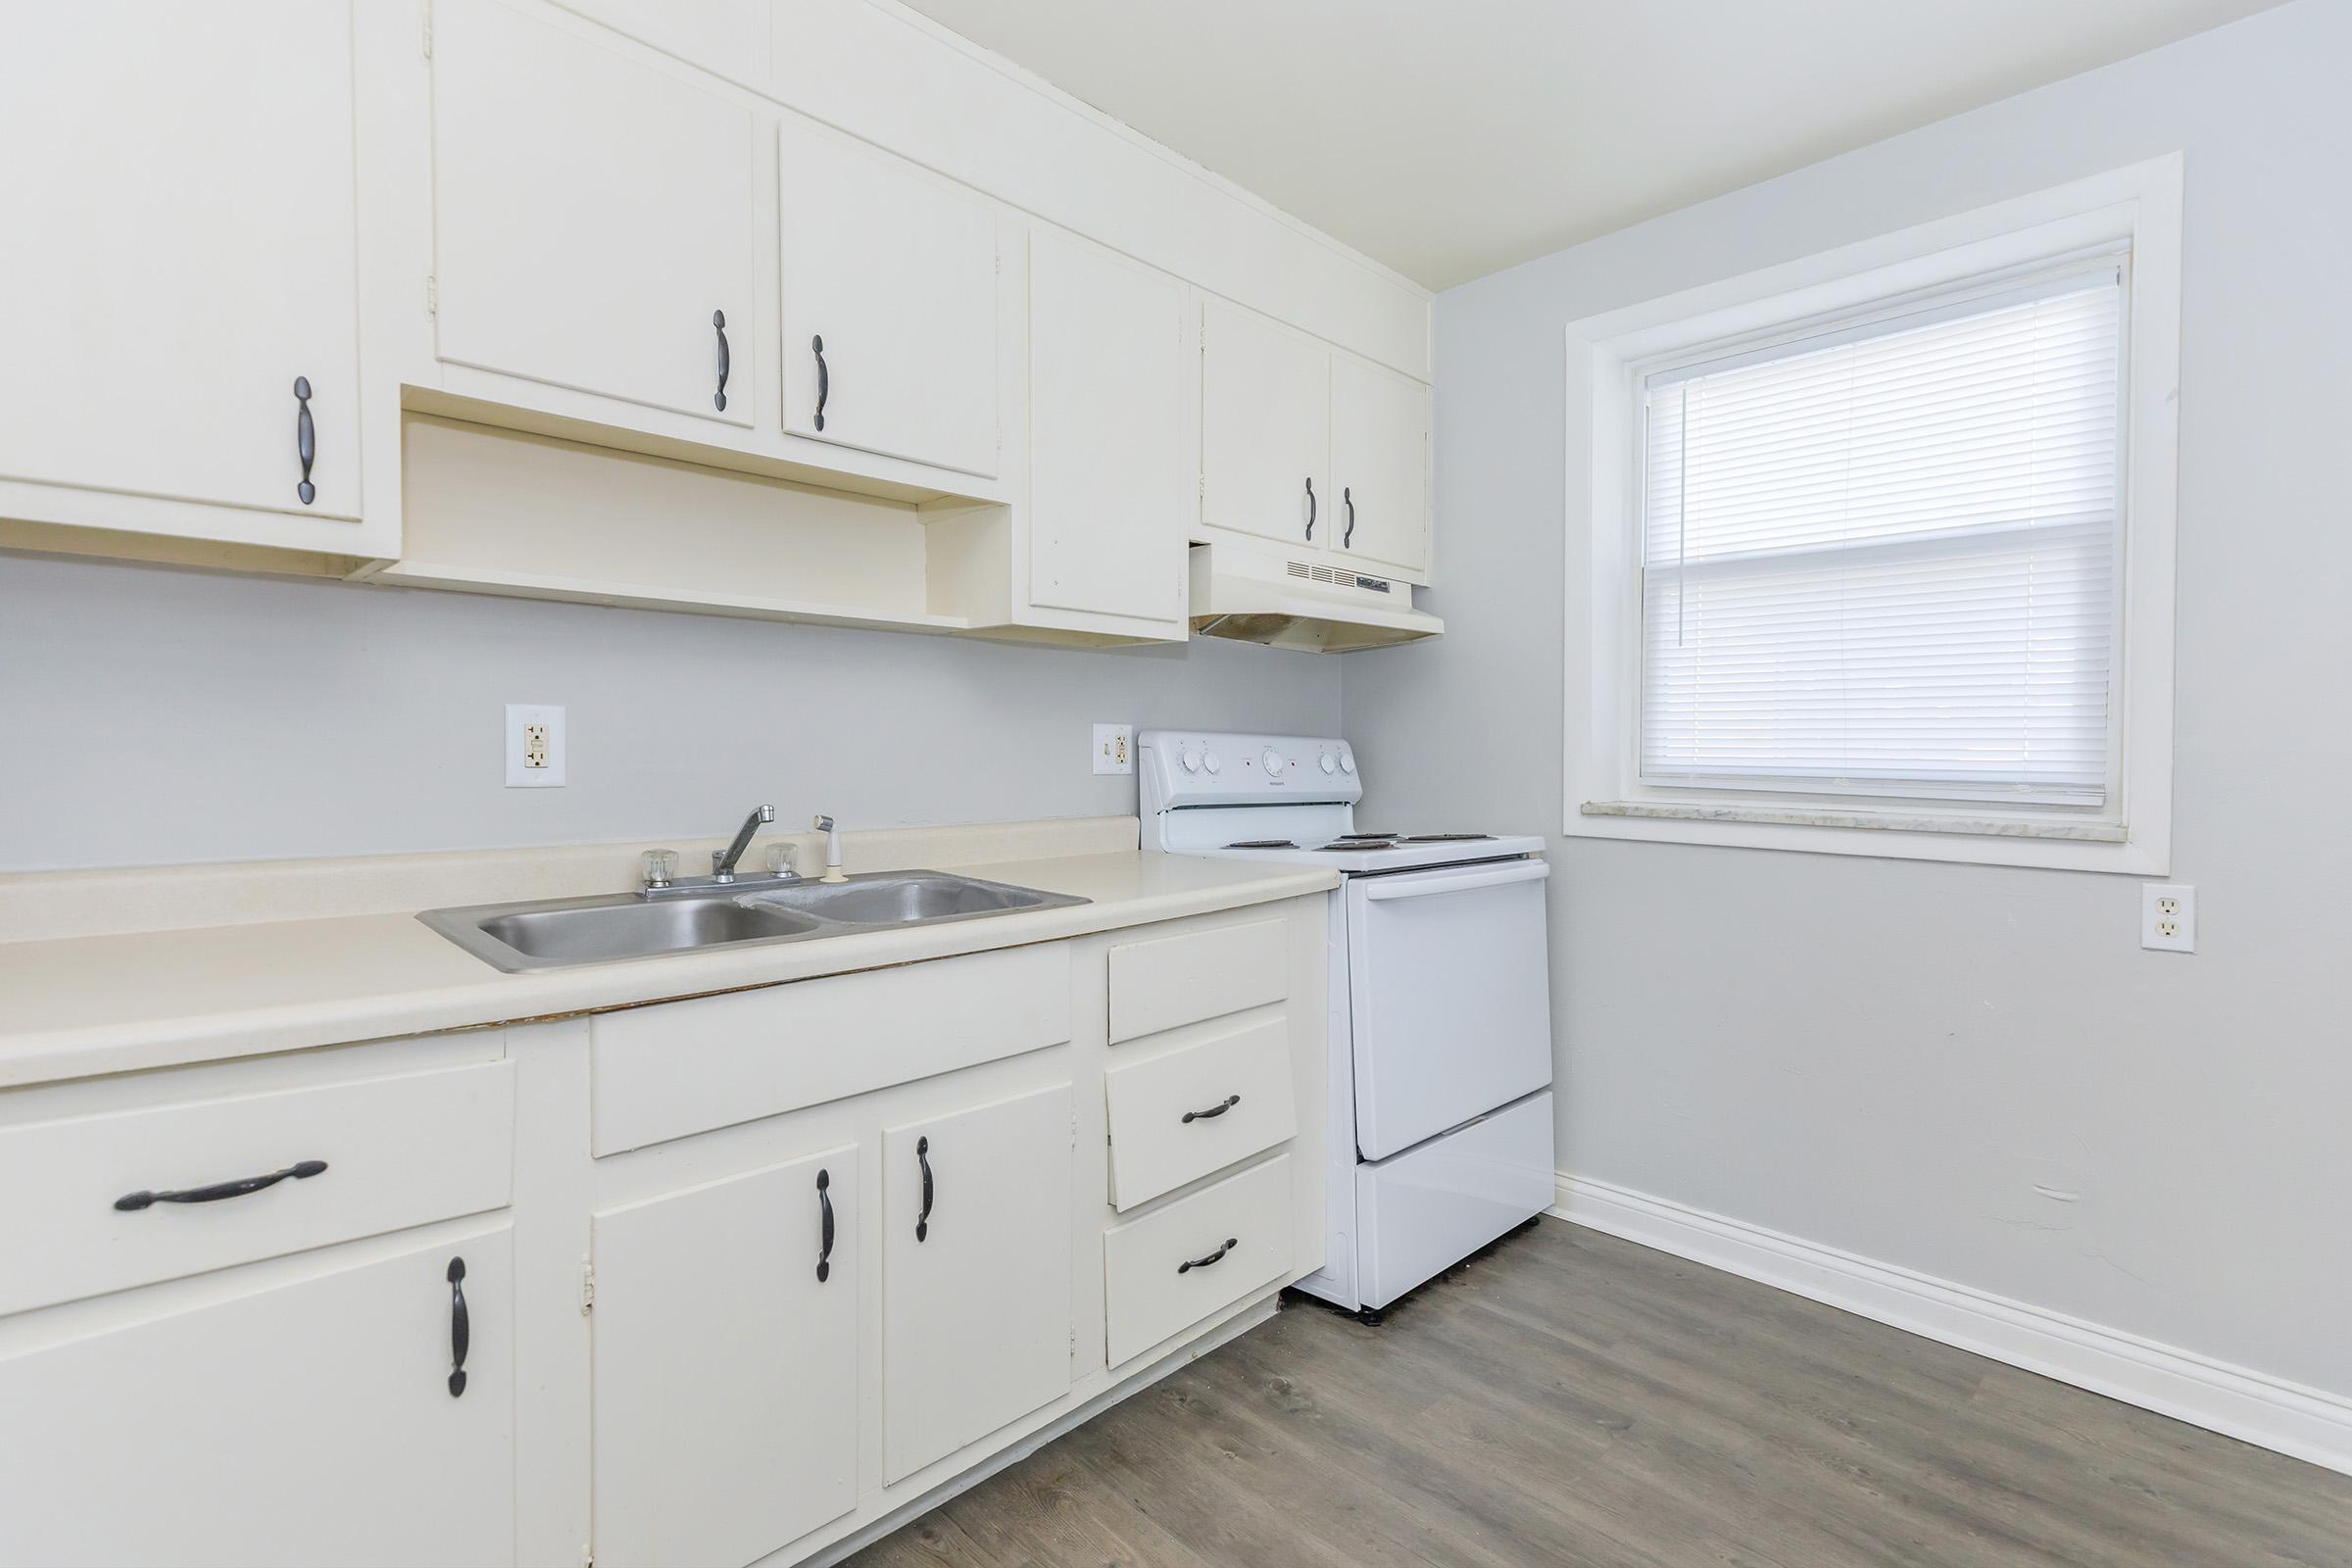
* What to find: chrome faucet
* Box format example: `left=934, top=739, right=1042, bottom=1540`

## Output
left=710, top=804, right=775, bottom=883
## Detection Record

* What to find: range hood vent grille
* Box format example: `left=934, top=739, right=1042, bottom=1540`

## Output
left=1286, top=560, right=1394, bottom=593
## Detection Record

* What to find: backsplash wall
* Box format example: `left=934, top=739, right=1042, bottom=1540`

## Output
left=0, top=553, right=1342, bottom=872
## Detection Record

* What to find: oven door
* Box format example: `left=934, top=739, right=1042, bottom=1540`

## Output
left=1346, top=857, right=1552, bottom=1161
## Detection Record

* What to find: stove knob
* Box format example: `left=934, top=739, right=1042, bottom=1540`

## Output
left=1339, top=752, right=1355, bottom=774
left=1202, top=751, right=1222, bottom=774
left=1260, top=748, right=1285, bottom=776
left=1319, top=753, right=1338, bottom=775
left=1180, top=748, right=1201, bottom=774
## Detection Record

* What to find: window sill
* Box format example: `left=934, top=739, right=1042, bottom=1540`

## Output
left=1571, top=800, right=2158, bottom=874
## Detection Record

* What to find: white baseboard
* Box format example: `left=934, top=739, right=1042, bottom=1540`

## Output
left=1549, top=1173, right=2352, bottom=1479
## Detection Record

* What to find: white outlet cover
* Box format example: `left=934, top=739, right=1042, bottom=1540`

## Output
left=1093, top=722, right=1133, bottom=776
left=506, top=703, right=565, bottom=788
left=2140, top=882, right=2194, bottom=953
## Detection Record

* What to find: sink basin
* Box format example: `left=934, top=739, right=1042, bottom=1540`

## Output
left=748, top=871, right=1068, bottom=925
left=418, top=870, right=1088, bottom=973
left=472, top=897, right=823, bottom=967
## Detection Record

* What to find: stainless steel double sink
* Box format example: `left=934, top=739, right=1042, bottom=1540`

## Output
left=418, top=870, right=1088, bottom=973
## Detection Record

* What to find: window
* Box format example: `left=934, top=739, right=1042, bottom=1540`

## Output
left=1640, top=267, right=2123, bottom=807
left=1564, top=158, right=2180, bottom=873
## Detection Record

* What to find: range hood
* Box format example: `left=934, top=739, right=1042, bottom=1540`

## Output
left=1187, top=544, right=1443, bottom=653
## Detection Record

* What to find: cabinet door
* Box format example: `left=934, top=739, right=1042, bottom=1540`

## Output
left=0, top=1227, right=514, bottom=1568
left=1200, top=299, right=1329, bottom=551
left=1330, top=355, right=1433, bottom=579
left=0, top=3, right=361, bottom=521
left=432, top=0, right=756, bottom=427
left=1028, top=230, right=1187, bottom=627
left=592, top=1148, right=858, bottom=1568
left=778, top=118, right=1000, bottom=477
left=882, top=1084, right=1072, bottom=1483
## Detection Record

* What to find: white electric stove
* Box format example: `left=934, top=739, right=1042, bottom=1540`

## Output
left=1140, top=730, right=1555, bottom=1317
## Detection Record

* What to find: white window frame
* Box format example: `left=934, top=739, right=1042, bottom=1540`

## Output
left=1563, top=155, right=2181, bottom=875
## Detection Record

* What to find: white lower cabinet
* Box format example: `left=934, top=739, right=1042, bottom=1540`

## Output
left=881, top=1083, right=1075, bottom=1483
left=591, top=1146, right=859, bottom=1568
left=0, top=1225, right=515, bottom=1568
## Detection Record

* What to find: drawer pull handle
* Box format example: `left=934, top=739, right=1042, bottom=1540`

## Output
left=811, top=334, right=829, bottom=431
left=293, top=376, right=317, bottom=506
left=1181, top=1095, right=1242, bottom=1124
left=113, top=1158, right=327, bottom=1211
left=815, top=1167, right=835, bottom=1283
left=1178, top=1237, right=1238, bottom=1275
left=447, top=1256, right=469, bottom=1398
left=711, top=310, right=731, bottom=412
left=914, top=1135, right=933, bottom=1243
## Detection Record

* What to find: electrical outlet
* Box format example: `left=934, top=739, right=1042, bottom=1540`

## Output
left=2140, top=883, right=2194, bottom=953
left=506, top=704, right=565, bottom=788
left=1092, top=723, right=1133, bottom=776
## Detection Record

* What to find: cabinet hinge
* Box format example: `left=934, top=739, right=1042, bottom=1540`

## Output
left=579, top=1257, right=595, bottom=1315
left=424, top=274, right=439, bottom=316
left=421, top=12, right=433, bottom=58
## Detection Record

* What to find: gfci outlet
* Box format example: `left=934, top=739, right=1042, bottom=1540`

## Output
left=1093, top=723, right=1133, bottom=775
left=2141, top=883, right=2195, bottom=953
left=506, top=704, right=565, bottom=788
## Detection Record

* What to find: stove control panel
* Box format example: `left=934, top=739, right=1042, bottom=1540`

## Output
left=1139, top=730, right=1362, bottom=812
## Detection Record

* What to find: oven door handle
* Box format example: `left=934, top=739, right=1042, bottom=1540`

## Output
left=1358, top=858, right=1548, bottom=902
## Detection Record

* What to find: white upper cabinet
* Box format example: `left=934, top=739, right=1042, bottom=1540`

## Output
left=881, top=1083, right=1073, bottom=1483
left=1027, top=230, right=1188, bottom=630
left=0, top=1228, right=514, bottom=1568
left=431, top=0, right=756, bottom=427
left=1200, top=297, right=1434, bottom=583
left=1200, top=300, right=1329, bottom=553
left=1329, top=356, right=1433, bottom=579
left=592, top=1148, right=858, bottom=1568
left=778, top=118, right=1001, bottom=478
left=0, top=2, right=363, bottom=536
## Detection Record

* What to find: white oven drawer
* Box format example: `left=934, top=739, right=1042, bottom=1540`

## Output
left=1357, top=1090, right=1553, bottom=1310
left=1347, top=858, right=1551, bottom=1160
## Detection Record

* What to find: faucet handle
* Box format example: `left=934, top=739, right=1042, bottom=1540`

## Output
left=641, top=849, right=678, bottom=890
left=764, top=843, right=799, bottom=878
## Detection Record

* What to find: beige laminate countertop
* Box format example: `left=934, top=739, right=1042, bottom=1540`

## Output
left=0, top=852, right=1337, bottom=1089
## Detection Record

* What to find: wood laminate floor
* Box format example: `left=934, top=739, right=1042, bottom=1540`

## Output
left=849, top=1218, right=2352, bottom=1567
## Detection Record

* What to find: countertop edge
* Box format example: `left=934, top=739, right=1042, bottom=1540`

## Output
left=0, top=859, right=1338, bottom=1090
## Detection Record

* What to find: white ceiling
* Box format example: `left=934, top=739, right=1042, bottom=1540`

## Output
left=900, top=0, right=2282, bottom=289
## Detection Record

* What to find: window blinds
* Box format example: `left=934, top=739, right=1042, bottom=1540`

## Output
left=1640, top=267, right=2125, bottom=806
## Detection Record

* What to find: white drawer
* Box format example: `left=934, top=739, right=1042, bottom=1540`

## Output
left=1103, top=1153, right=1293, bottom=1366
left=592, top=943, right=1072, bottom=1154
left=0, top=1058, right=514, bottom=1316
left=1107, top=915, right=1288, bottom=1043
left=1104, top=1017, right=1296, bottom=1211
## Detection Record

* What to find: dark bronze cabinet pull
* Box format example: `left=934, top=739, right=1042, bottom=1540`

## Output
left=914, top=1135, right=933, bottom=1243
left=1303, top=476, right=1316, bottom=541
left=811, top=334, right=829, bottom=430
left=114, top=1158, right=327, bottom=1211
left=446, top=1256, right=469, bottom=1398
left=815, top=1167, right=835, bottom=1283
left=293, top=376, right=317, bottom=505
left=1343, top=486, right=1355, bottom=549
left=1178, top=1237, right=1238, bottom=1275
left=712, top=310, right=730, bottom=412
left=1182, top=1095, right=1242, bottom=1124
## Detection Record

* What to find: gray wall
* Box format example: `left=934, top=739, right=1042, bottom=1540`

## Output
left=1348, top=0, right=2352, bottom=1397
left=0, top=554, right=1340, bottom=871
